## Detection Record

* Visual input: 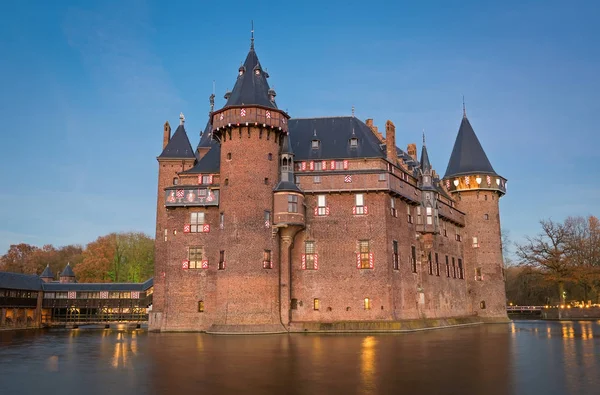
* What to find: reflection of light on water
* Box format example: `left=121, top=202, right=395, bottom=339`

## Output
left=547, top=327, right=552, bottom=338
left=561, top=322, right=575, bottom=339
left=112, top=332, right=129, bottom=369
left=196, top=334, right=204, bottom=352
left=46, top=355, right=59, bottom=372
left=360, top=336, right=377, bottom=392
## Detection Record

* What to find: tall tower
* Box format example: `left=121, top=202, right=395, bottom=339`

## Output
left=151, top=114, right=196, bottom=330
left=209, top=34, right=290, bottom=332
left=442, top=107, right=508, bottom=321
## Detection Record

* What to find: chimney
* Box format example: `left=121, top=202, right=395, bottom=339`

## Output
left=385, top=120, right=397, bottom=163
left=407, top=143, right=417, bottom=162
left=366, top=119, right=374, bottom=128
left=163, top=121, right=171, bottom=150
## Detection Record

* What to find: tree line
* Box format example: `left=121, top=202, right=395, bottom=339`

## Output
left=507, top=215, right=600, bottom=305
left=0, top=232, right=154, bottom=283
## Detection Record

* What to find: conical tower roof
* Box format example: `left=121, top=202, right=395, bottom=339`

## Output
left=444, top=115, right=497, bottom=178
left=40, top=264, right=53, bottom=279
left=224, top=46, right=277, bottom=109
left=159, top=117, right=195, bottom=159
left=60, top=263, right=75, bottom=277
left=420, top=143, right=431, bottom=174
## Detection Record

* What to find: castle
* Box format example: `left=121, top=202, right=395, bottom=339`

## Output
left=149, top=36, right=508, bottom=333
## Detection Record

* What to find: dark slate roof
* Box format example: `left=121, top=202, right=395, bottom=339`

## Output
left=158, top=124, right=196, bottom=159
left=420, top=144, right=432, bottom=173
left=289, top=117, right=385, bottom=160
left=224, top=48, right=277, bottom=109
left=197, top=120, right=215, bottom=149
left=183, top=144, right=220, bottom=174
left=60, top=263, right=75, bottom=277
left=42, top=278, right=153, bottom=292
left=40, top=265, right=53, bottom=279
left=281, top=133, right=293, bottom=155
left=444, top=116, right=497, bottom=178
left=0, top=272, right=43, bottom=291
left=274, top=180, right=303, bottom=193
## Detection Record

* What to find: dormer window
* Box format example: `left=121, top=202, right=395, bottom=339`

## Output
left=238, top=66, right=245, bottom=76
left=311, top=140, right=320, bottom=149
left=254, top=65, right=261, bottom=75
left=349, top=138, right=358, bottom=148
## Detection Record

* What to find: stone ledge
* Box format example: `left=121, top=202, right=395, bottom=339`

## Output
left=206, top=324, right=288, bottom=335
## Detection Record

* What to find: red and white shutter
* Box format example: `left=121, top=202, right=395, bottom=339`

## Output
left=198, top=175, right=202, bottom=184
left=131, top=291, right=140, bottom=299
left=301, top=254, right=306, bottom=270
left=325, top=207, right=330, bottom=215
left=344, top=175, right=352, bottom=183
left=364, top=206, right=368, bottom=215
left=309, top=161, right=315, bottom=171
left=352, top=206, right=357, bottom=215
left=301, top=162, right=307, bottom=171
left=68, top=291, right=76, bottom=299
left=202, top=224, right=210, bottom=233
left=330, top=160, right=335, bottom=170
left=183, top=224, right=191, bottom=233
left=321, top=161, right=327, bottom=170
left=314, top=254, right=319, bottom=270
left=201, top=260, right=209, bottom=269
left=369, top=253, right=374, bottom=269
left=182, top=260, right=189, bottom=270
left=100, top=291, right=108, bottom=299
left=314, top=207, right=318, bottom=216
left=208, top=175, right=213, bottom=184
left=343, top=160, right=349, bottom=170
left=356, top=253, right=362, bottom=269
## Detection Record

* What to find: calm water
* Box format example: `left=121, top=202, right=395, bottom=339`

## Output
left=0, top=321, right=599, bottom=395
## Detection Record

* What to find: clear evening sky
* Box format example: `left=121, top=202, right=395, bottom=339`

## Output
left=0, top=0, right=598, bottom=257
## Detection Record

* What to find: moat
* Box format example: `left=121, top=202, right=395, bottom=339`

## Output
left=0, top=320, right=598, bottom=395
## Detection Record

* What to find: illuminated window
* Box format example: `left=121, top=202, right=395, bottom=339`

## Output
left=472, top=237, right=479, bottom=248
left=263, top=250, right=272, bottom=269
left=219, top=250, right=225, bottom=270
left=458, top=258, right=464, bottom=279
left=480, top=301, right=486, bottom=309
left=317, top=195, right=327, bottom=216
left=314, top=298, right=320, bottom=311
left=392, top=240, right=399, bottom=270
left=355, top=194, right=365, bottom=214
left=190, top=212, right=205, bottom=233
left=435, top=253, right=440, bottom=276
left=359, top=240, right=370, bottom=269
left=288, top=195, right=298, bottom=213
left=364, top=297, right=371, bottom=310
left=446, top=255, right=450, bottom=277
left=198, top=300, right=204, bottom=313
left=189, top=247, right=204, bottom=269
left=304, top=241, right=317, bottom=270
left=411, top=245, right=417, bottom=273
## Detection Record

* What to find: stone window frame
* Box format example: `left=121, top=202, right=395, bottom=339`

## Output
left=188, top=246, right=204, bottom=269
left=190, top=212, right=205, bottom=233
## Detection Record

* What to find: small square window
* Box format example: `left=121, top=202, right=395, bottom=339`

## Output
left=198, top=300, right=204, bottom=312
left=173, top=178, right=179, bottom=185
left=378, top=173, right=386, bottom=182
left=227, top=153, right=232, bottom=160
left=288, top=195, right=298, bottom=213
left=314, top=175, right=321, bottom=183
left=350, top=138, right=358, bottom=147
left=264, top=177, right=269, bottom=185
left=314, top=162, right=322, bottom=171
left=484, top=214, right=489, bottom=220
left=311, top=140, right=320, bottom=149
left=314, top=298, right=320, bottom=310
left=268, top=153, right=273, bottom=161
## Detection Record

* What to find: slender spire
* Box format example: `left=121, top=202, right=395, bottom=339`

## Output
left=462, top=96, right=466, bottom=118
left=209, top=90, right=215, bottom=114
left=179, top=112, right=185, bottom=125
left=422, top=129, right=426, bottom=145
left=352, top=105, right=355, bottom=117
left=250, top=20, right=254, bottom=50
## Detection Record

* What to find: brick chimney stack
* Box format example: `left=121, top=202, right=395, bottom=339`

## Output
left=385, top=120, right=397, bottom=163
left=163, top=121, right=171, bottom=150
left=407, top=143, right=417, bottom=161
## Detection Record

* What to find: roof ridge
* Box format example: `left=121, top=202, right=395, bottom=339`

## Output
left=290, top=116, right=355, bottom=120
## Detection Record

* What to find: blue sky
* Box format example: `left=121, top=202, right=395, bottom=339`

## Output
left=0, top=0, right=598, bottom=255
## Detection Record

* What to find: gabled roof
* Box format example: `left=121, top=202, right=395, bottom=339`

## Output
left=224, top=48, right=277, bottom=109
left=40, top=265, right=53, bottom=279
left=444, top=116, right=497, bottom=178
left=289, top=117, right=385, bottom=161
left=158, top=124, right=196, bottom=159
left=60, top=263, right=75, bottom=277
left=0, top=272, right=43, bottom=291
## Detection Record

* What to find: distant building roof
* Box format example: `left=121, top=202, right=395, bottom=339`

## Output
left=158, top=124, right=196, bottom=159
left=0, top=272, right=43, bottom=291
left=444, top=115, right=497, bottom=178
left=40, top=265, right=53, bottom=279
left=60, top=263, right=75, bottom=277
left=289, top=117, right=385, bottom=160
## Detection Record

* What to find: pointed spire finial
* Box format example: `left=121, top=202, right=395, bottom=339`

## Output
left=209, top=82, right=215, bottom=114
left=250, top=20, right=255, bottom=50
left=422, top=129, right=426, bottom=146
left=179, top=112, right=185, bottom=125
left=462, top=95, right=466, bottom=118
left=352, top=105, right=355, bottom=117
